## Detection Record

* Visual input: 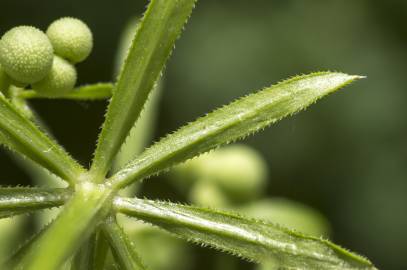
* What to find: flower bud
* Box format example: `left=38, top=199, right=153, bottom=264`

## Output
left=32, top=55, right=77, bottom=97
left=189, top=180, right=229, bottom=208
left=179, top=145, right=268, bottom=203
left=47, top=17, right=93, bottom=63
left=0, top=26, right=54, bottom=84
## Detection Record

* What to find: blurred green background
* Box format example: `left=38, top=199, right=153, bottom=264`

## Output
left=1, top=0, right=406, bottom=269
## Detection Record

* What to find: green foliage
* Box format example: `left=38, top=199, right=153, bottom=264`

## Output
left=0, top=216, right=24, bottom=263
left=109, top=72, right=360, bottom=189
left=115, top=197, right=374, bottom=270
left=0, top=187, right=70, bottom=219
left=0, top=1, right=376, bottom=270
left=0, top=94, right=85, bottom=183
left=15, top=182, right=113, bottom=270
left=90, top=0, right=197, bottom=180
left=102, top=216, right=146, bottom=270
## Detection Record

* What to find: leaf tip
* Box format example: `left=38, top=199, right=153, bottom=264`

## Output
left=349, top=74, right=367, bottom=80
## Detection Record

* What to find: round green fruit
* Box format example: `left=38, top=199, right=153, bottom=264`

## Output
left=179, top=145, right=268, bottom=203
left=189, top=180, right=229, bottom=208
left=46, top=17, right=93, bottom=63
left=0, top=26, right=54, bottom=84
left=32, top=55, right=77, bottom=97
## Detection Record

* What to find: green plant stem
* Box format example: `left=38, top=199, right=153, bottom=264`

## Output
left=102, top=216, right=146, bottom=270
left=8, top=86, right=35, bottom=119
left=90, top=0, right=197, bottom=181
left=16, top=182, right=113, bottom=270
left=18, top=83, right=113, bottom=100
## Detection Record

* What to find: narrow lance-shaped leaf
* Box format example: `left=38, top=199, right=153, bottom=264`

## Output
left=109, top=72, right=362, bottom=189
left=114, top=197, right=376, bottom=270
left=90, top=0, right=197, bottom=180
left=0, top=187, right=71, bottom=219
left=5, top=219, right=72, bottom=269
left=19, top=83, right=113, bottom=100
left=0, top=94, right=86, bottom=184
left=102, top=216, right=147, bottom=270
left=70, top=230, right=110, bottom=270
left=4, top=220, right=52, bottom=268
left=0, top=215, right=25, bottom=264
left=71, top=234, right=97, bottom=270
left=114, top=85, right=161, bottom=175
left=112, top=17, right=161, bottom=175
left=91, top=231, right=110, bottom=270
left=5, top=96, right=70, bottom=190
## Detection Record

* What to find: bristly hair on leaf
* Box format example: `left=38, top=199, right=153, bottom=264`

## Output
left=114, top=197, right=377, bottom=270
left=109, top=72, right=362, bottom=189
left=0, top=0, right=376, bottom=269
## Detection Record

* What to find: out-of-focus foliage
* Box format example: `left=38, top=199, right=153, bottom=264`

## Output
left=1, top=0, right=406, bottom=269
left=0, top=216, right=24, bottom=263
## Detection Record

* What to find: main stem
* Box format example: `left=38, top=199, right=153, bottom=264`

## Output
left=16, top=182, right=114, bottom=270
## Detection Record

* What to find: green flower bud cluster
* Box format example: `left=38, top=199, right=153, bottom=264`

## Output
left=174, top=144, right=268, bottom=207
left=0, top=17, right=93, bottom=97
left=0, top=26, right=53, bottom=86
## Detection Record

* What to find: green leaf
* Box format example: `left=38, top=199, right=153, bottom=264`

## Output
left=0, top=187, right=71, bottom=219
left=102, top=216, right=146, bottom=270
left=16, top=183, right=113, bottom=270
left=90, top=0, right=197, bottom=180
left=114, top=197, right=376, bottom=270
left=0, top=94, right=86, bottom=184
left=70, top=230, right=110, bottom=270
left=113, top=17, right=139, bottom=77
left=0, top=215, right=25, bottom=264
left=70, top=230, right=112, bottom=270
left=112, top=17, right=161, bottom=175
left=18, top=83, right=113, bottom=100
left=4, top=221, right=50, bottom=269
left=92, top=231, right=110, bottom=270
left=109, top=72, right=362, bottom=189
left=71, top=234, right=97, bottom=270
left=113, top=85, right=161, bottom=176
